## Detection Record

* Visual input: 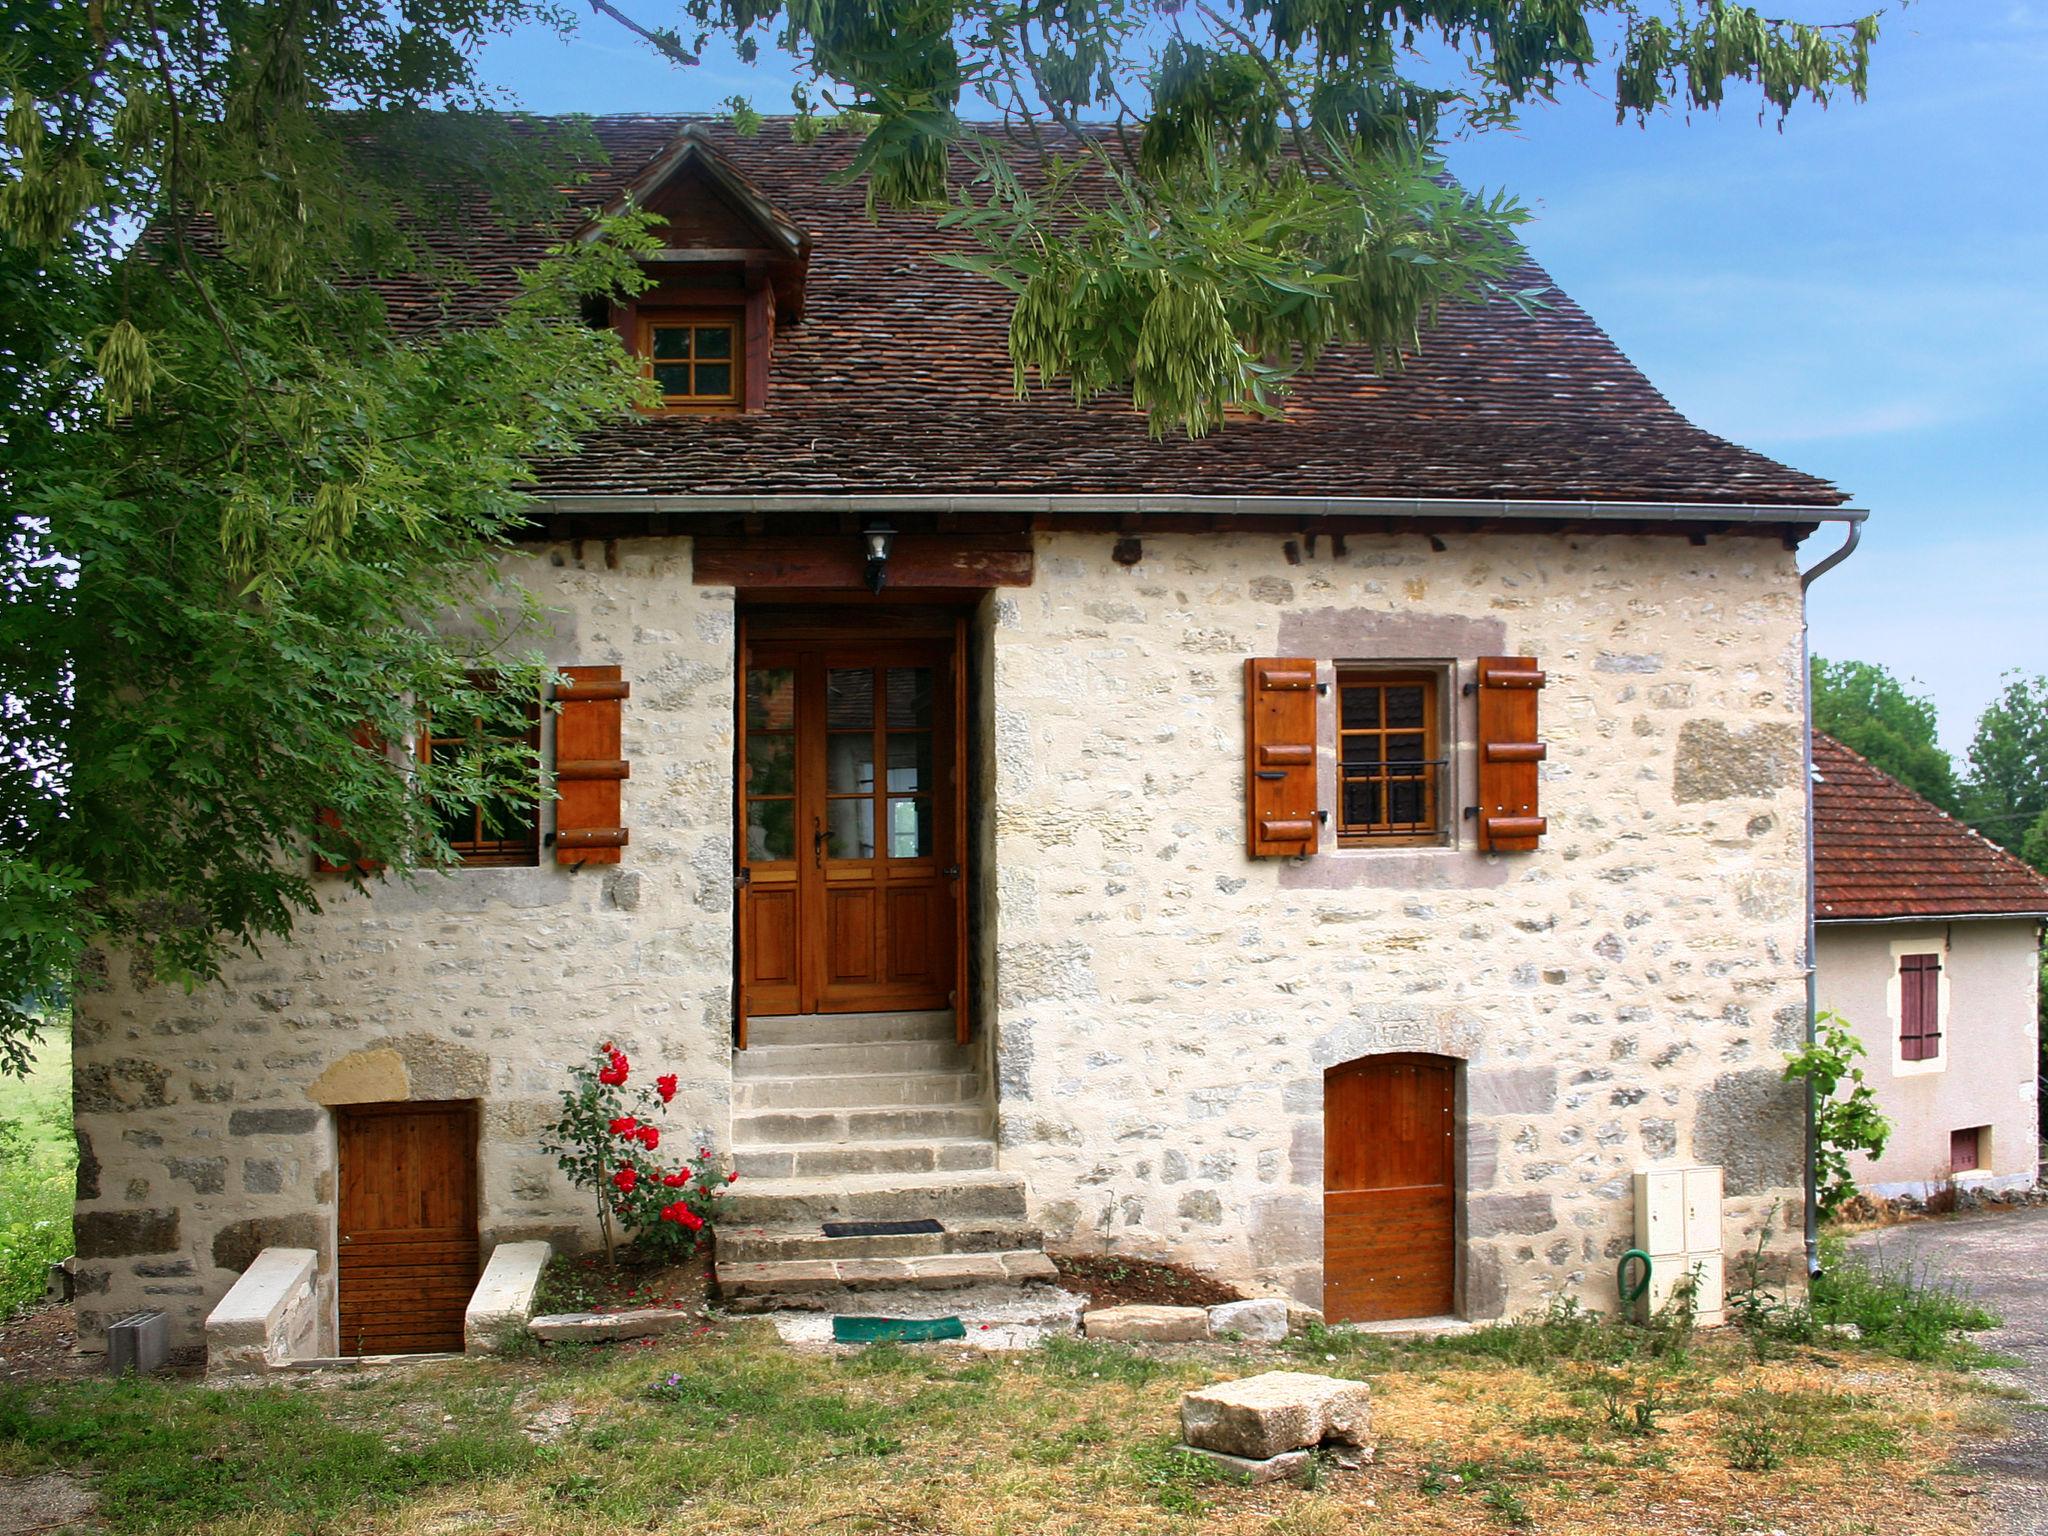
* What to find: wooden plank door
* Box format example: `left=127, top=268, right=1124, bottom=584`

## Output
left=1323, top=1055, right=1457, bottom=1323
left=337, top=1101, right=478, bottom=1355
left=738, top=634, right=962, bottom=1021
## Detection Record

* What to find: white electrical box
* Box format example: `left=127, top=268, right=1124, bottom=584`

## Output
left=1631, top=1163, right=1726, bottom=1327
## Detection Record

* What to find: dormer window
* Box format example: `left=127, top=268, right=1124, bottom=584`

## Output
left=643, top=313, right=741, bottom=409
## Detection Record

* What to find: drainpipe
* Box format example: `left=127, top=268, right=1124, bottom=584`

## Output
left=1798, top=516, right=1864, bottom=1278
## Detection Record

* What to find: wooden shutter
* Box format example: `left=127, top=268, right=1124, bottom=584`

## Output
left=1475, top=655, right=1547, bottom=852
left=1244, top=658, right=1319, bottom=857
left=312, top=726, right=386, bottom=875
left=554, top=666, right=630, bottom=865
left=1900, top=952, right=1941, bottom=1061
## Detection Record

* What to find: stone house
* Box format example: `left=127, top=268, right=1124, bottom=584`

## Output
left=69, top=119, right=1866, bottom=1356
left=1813, top=733, right=2047, bottom=1199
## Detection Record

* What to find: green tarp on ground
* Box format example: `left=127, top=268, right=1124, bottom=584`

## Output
left=831, top=1315, right=967, bottom=1343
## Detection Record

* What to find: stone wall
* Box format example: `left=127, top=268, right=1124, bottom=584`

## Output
left=1817, top=919, right=2042, bottom=1198
left=985, top=530, right=1813, bottom=1316
left=70, top=539, right=738, bottom=1350
left=72, top=524, right=1818, bottom=1345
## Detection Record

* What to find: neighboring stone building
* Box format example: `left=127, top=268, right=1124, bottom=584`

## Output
left=69, top=119, right=1864, bottom=1355
left=1813, top=733, right=2048, bottom=1200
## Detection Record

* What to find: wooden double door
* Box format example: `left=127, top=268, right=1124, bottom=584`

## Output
left=737, top=619, right=967, bottom=1031
left=1323, top=1055, right=1458, bottom=1323
left=336, top=1101, right=478, bottom=1355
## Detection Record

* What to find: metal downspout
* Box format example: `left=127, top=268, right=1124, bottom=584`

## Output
left=1798, top=517, right=1864, bottom=1277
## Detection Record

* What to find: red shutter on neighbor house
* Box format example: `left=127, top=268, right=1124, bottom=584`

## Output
left=312, top=726, right=387, bottom=875
left=1900, top=953, right=1941, bottom=1061
left=1244, top=657, right=1319, bottom=857
left=1475, top=655, right=1548, bottom=852
left=554, top=666, right=630, bottom=865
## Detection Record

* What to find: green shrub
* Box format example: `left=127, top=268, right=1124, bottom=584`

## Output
left=0, top=1025, right=75, bottom=1320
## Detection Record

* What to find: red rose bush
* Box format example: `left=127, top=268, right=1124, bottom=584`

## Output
left=540, top=1041, right=733, bottom=1262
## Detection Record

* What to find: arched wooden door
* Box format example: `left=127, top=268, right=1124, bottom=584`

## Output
left=1323, top=1054, right=1457, bottom=1323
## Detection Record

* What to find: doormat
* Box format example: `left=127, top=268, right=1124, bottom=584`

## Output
left=822, top=1218, right=943, bottom=1239
left=832, top=1316, right=966, bottom=1344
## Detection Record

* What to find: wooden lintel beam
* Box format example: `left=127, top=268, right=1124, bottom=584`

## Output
left=692, top=534, right=1035, bottom=589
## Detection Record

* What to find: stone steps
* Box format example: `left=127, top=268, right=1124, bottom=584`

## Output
left=732, top=1071, right=983, bottom=1112
left=733, top=1103, right=994, bottom=1146
left=733, top=1038, right=976, bottom=1080
left=734, top=1137, right=998, bottom=1180
left=746, top=1010, right=958, bottom=1047
left=722, top=1168, right=1029, bottom=1226
left=718, top=1249, right=1058, bottom=1308
left=718, top=1010, right=1051, bottom=1310
left=716, top=1217, right=1044, bottom=1266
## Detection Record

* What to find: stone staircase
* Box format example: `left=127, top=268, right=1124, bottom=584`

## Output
left=715, top=1010, right=1055, bottom=1307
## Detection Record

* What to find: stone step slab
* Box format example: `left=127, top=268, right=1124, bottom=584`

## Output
left=721, top=1169, right=1029, bottom=1225
left=732, top=1071, right=982, bottom=1112
left=1172, top=1445, right=1312, bottom=1486
left=714, top=1217, right=1044, bottom=1265
left=732, top=1039, right=977, bottom=1080
left=733, top=1137, right=996, bottom=1180
left=744, top=1010, right=958, bottom=1047
left=529, top=1308, right=695, bottom=1343
left=717, top=1250, right=1057, bottom=1307
left=1081, top=1304, right=1210, bottom=1343
left=1178, top=1372, right=1374, bottom=1462
left=734, top=1104, right=994, bottom=1147
left=1206, top=1298, right=1291, bottom=1343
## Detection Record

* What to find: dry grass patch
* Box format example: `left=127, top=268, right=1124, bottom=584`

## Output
left=0, top=1316, right=2011, bottom=1536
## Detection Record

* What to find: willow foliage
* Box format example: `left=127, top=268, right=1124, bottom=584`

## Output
left=680, top=0, right=1890, bottom=435
left=0, top=0, right=654, bottom=1071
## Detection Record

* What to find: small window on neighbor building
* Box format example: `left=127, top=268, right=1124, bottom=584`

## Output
left=643, top=316, right=740, bottom=407
left=1336, top=670, right=1444, bottom=846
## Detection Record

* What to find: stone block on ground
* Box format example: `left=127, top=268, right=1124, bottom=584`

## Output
left=465, top=1240, right=552, bottom=1354
left=1179, top=1371, right=1373, bottom=1461
left=1082, top=1304, right=1209, bottom=1343
left=528, top=1308, right=692, bottom=1343
left=1207, top=1298, right=1289, bottom=1342
left=1172, top=1444, right=1311, bottom=1485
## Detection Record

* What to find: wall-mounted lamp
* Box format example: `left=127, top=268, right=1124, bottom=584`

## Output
left=863, top=522, right=896, bottom=594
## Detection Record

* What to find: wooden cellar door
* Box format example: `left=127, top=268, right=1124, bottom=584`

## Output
left=336, top=1101, right=479, bottom=1355
left=1323, top=1055, right=1457, bottom=1324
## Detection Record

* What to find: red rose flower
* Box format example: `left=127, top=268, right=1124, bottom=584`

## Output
left=611, top=1165, right=638, bottom=1193
left=656, top=1073, right=678, bottom=1103
left=677, top=1206, right=704, bottom=1232
left=663, top=1171, right=688, bottom=1188
left=635, top=1124, right=661, bottom=1151
left=609, top=1116, right=637, bottom=1136
left=726, top=1170, right=739, bottom=1184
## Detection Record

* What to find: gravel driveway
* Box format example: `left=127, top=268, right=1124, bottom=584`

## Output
left=1847, top=1208, right=2048, bottom=1535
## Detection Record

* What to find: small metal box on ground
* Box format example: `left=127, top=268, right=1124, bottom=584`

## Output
left=106, top=1310, right=170, bottom=1376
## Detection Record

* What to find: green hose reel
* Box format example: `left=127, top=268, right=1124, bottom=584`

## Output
left=1616, top=1248, right=1653, bottom=1311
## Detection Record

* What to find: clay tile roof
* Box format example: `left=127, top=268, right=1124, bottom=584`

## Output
left=1813, top=732, right=2048, bottom=922
left=383, top=116, right=1848, bottom=508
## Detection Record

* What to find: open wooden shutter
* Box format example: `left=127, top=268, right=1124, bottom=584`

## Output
left=312, top=726, right=387, bottom=875
left=1900, top=953, right=1941, bottom=1061
left=1476, top=656, right=1547, bottom=852
left=1244, top=658, right=1319, bottom=857
left=554, top=666, right=630, bottom=865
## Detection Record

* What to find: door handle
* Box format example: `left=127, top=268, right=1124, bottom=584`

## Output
left=812, top=815, right=825, bottom=869
left=944, top=866, right=961, bottom=879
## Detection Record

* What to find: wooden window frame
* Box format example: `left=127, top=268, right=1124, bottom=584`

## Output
left=638, top=309, right=744, bottom=412
left=416, top=689, right=542, bottom=868
left=1334, top=668, right=1446, bottom=849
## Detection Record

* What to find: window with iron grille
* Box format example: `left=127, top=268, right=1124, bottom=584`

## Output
left=1335, top=670, right=1445, bottom=846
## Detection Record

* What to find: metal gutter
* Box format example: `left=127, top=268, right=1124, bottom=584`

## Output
left=1797, top=517, right=1864, bottom=1280
left=535, top=492, right=1868, bottom=526
left=1816, top=911, right=2048, bottom=926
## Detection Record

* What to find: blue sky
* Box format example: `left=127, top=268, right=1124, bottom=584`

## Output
left=477, top=1, right=2044, bottom=755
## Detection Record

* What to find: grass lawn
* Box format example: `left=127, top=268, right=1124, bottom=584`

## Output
left=0, top=1298, right=2016, bottom=1536
left=0, top=1020, right=75, bottom=1320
